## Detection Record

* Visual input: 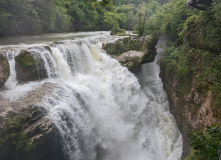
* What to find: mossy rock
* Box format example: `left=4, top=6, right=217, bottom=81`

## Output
left=0, top=105, right=65, bottom=160
left=102, top=43, right=117, bottom=55
left=15, top=50, right=48, bottom=82
left=0, top=53, right=10, bottom=88
left=128, top=39, right=142, bottom=51
left=103, top=35, right=158, bottom=69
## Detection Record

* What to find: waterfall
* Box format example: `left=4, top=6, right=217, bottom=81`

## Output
left=28, top=46, right=58, bottom=78
left=0, top=32, right=182, bottom=160
left=4, top=49, right=20, bottom=89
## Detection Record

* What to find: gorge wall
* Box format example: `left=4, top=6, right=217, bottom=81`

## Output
left=159, top=41, right=221, bottom=158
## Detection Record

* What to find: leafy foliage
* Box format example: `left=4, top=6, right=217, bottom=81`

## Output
left=0, top=0, right=168, bottom=36
left=187, top=124, right=221, bottom=160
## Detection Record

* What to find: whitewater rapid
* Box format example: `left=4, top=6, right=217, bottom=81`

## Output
left=0, top=32, right=182, bottom=160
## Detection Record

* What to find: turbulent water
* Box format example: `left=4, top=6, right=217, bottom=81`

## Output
left=0, top=32, right=182, bottom=160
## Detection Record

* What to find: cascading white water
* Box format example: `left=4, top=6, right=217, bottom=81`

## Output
left=0, top=32, right=183, bottom=160
left=4, top=49, right=20, bottom=89
left=28, top=46, right=58, bottom=78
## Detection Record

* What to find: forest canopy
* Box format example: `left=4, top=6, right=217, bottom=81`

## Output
left=0, top=0, right=165, bottom=36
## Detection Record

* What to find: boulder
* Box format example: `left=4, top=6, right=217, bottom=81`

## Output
left=102, top=36, right=144, bottom=55
left=0, top=105, right=65, bottom=160
left=113, top=51, right=145, bottom=69
left=15, top=50, right=48, bottom=82
left=102, top=35, right=157, bottom=69
left=0, top=82, right=65, bottom=160
left=0, top=53, right=10, bottom=88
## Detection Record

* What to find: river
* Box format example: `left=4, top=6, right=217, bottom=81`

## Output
left=0, top=32, right=182, bottom=160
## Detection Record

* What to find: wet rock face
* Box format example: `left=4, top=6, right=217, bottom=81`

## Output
left=0, top=105, right=65, bottom=160
left=102, top=35, right=157, bottom=69
left=15, top=50, right=48, bottom=82
left=0, top=53, right=10, bottom=88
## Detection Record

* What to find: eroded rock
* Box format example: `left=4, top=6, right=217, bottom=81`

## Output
left=102, top=35, right=157, bottom=69
left=0, top=105, right=65, bottom=160
left=0, top=53, right=10, bottom=88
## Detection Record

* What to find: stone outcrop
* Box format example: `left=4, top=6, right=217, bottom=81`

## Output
left=160, top=68, right=220, bottom=158
left=0, top=105, right=65, bottom=160
left=15, top=50, right=48, bottom=82
left=0, top=82, right=65, bottom=160
left=102, top=35, right=157, bottom=69
left=0, top=52, right=10, bottom=88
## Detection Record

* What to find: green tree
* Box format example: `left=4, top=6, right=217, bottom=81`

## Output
left=104, top=11, right=124, bottom=35
left=188, top=124, right=221, bottom=160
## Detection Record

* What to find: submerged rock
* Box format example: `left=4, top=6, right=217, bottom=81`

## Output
left=0, top=52, right=10, bottom=88
left=102, top=35, right=157, bottom=69
left=15, top=50, right=48, bottom=82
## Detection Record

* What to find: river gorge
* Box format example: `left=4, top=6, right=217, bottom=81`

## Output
left=0, top=32, right=182, bottom=160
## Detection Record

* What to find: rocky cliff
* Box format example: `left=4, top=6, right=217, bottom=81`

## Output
left=159, top=47, right=221, bottom=158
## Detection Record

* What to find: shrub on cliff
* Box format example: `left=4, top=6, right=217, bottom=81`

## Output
left=186, top=124, right=221, bottom=160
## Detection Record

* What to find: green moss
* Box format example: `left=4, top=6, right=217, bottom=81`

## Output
left=128, top=40, right=141, bottom=51
left=115, top=41, right=124, bottom=55
left=0, top=113, right=38, bottom=153
left=117, top=33, right=130, bottom=36
left=15, top=50, right=36, bottom=70
left=15, top=50, right=48, bottom=81
left=102, top=43, right=116, bottom=55
left=111, top=28, right=125, bottom=35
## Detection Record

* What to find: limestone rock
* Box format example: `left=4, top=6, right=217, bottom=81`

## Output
left=102, top=36, right=144, bottom=55
left=15, top=50, right=48, bottom=82
left=113, top=50, right=145, bottom=69
left=102, top=35, right=157, bottom=69
left=0, top=53, right=10, bottom=88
